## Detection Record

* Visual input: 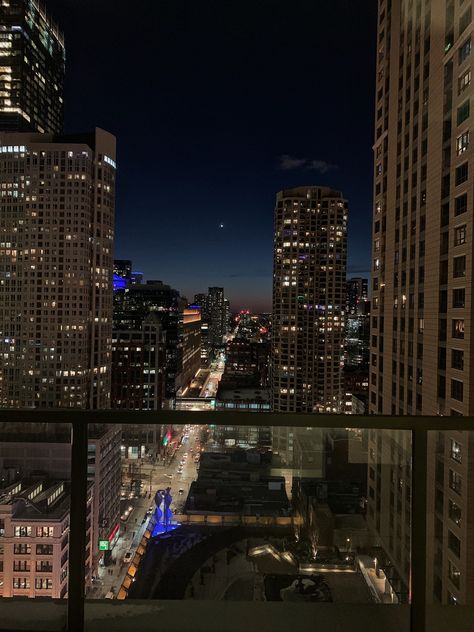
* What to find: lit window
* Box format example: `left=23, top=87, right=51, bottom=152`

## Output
left=456, top=131, right=470, bottom=155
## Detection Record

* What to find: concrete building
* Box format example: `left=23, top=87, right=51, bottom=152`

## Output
left=0, top=479, right=93, bottom=598
left=208, top=287, right=227, bottom=348
left=271, top=186, right=348, bottom=413
left=181, top=307, right=201, bottom=388
left=0, top=129, right=116, bottom=409
left=111, top=315, right=166, bottom=411
left=185, top=451, right=290, bottom=518
left=0, top=0, right=65, bottom=134
left=113, top=259, right=132, bottom=284
left=87, top=425, right=121, bottom=569
left=193, top=294, right=210, bottom=366
left=368, top=0, right=474, bottom=606
left=193, top=288, right=229, bottom=362
left=113, top=280, right=183, bottom=403
left=111, top=315, right=167, bottom=457
left=347, top=278, right=369, bottom=314
left=0, top=423, right=121, bottom=573
left=346, top=278, right=370, bottom=368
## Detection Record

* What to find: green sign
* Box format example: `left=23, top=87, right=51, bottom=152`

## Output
left=99, top=540, right=109, bottom=551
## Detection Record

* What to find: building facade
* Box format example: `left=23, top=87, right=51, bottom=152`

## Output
left=113, top=280, right=183, bottom=404
left=271, top=186, right=348, bottom=413
left=0, top=0, right=65, bottom=134
left=368, top=0, right=474, bottom=606
left=0, top=423, right=121, bottom=575
left=0, top=479, right=94, bottom=598
left=0, top=129, right=116, bottom=409
left=111, top=315, right=166, bottom=410
left=181, top=307, right=201, bottom=388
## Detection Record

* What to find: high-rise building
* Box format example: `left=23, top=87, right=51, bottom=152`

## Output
left=0, top=129, right=116, bottom=409
left=111, top=314, right=166, bottom=411
left=113, top=259, right=132, bottom=282
left=193, top=288, right=229, bottom=362
left=347, top=277, right=369, bottom=315
left=208, top=286, right=227, bottom=348
left=181, top=307, right=201, bottom=388
left=193, top=293, right=210, bottom=366
left=346, top=278, right=370, bottom=368
left=368, top=0, right=474, bottom=606
left=113, top=280, right=183, bottom=403
left=271, top=186, right=348, bottom=413
left=0, top=0, right=65, bottom=134
left=130, top=270, right=143, bottom=285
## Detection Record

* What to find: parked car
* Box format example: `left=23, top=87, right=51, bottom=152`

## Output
left=105, top=591, right=114, bottom=599
left=123, top=551, right=133, bottom=564
left=179, top=488, right=184, bottom=494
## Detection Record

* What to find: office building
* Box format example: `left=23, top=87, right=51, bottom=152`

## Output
left=0, top=422, right=120, bottom=574
left=181, top=307, right=201, bottom=388
left=346, top=277, right=370, bottom=367
left=0, top=0, right=65, bottom=134
left=130, top=270, right=143, bottom=285
left=368, top=0, right=474, bottom=605
left=113, top=279, right=183, bottom=403
left=194, top=288, right=230, bottom=362
left=87, top=424, right=121, bottom=569
left=347, top=277, right=369, bottom=315
left=111, top=314, right=166, bottom=411
left=0, top=479, right=94, bottom=598
left=0, top=129, right=116, bottom=409
left=271, top=186, right=348, bottom=413
left=113, top=259, right=132, bottom=283
left=208, top=286, right=227, bottom=348
left=193, top=293, right=210, bottom=366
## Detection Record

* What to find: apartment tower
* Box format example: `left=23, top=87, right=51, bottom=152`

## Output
left=0, top=129, right=116, bottom=408
left=368, top=0, right=474, bottom=605
left=271, top=186, right=348, bottom=413
left=0, top=0, right=65, bottom=134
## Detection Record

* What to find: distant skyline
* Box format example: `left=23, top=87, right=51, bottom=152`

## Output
left=48, top=0, right=376, bottom=311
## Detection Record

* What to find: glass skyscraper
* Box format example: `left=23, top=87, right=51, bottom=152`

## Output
left=0, top=0, right=65, bottom=133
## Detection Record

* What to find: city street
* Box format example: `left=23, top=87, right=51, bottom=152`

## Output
left=91, top=426, right=203, bottom=598
left=200, top=353, right=226, bottom=398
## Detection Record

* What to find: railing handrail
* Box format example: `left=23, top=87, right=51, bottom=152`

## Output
left=0, top=408, right=471, bottom=431
left=1, top=409, right=467, bottom=632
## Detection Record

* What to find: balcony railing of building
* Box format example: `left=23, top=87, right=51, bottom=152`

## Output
left=0, top=410, right=474, bottom=632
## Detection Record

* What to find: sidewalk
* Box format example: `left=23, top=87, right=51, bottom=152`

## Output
left=91, top=514, right=152, bottom=598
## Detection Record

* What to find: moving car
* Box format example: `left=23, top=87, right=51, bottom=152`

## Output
left=123, top=551, right=133, bottom=564
left=178, top=488, right=184, bottom=494
left=105, top=591, right=114, bottom=599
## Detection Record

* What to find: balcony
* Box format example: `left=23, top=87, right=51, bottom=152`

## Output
left=0, top=410, right=474, bottom=632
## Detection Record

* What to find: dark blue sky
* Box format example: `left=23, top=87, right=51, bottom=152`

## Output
left=48, top=0, right=376, bottom=311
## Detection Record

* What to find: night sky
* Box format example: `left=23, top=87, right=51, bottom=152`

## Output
left=48, top=0, right=377, bottom=311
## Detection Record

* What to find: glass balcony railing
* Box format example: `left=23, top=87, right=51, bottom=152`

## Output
left=0, top=410, right=474, bottom=632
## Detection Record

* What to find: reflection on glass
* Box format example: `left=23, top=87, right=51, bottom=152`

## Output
left=82, top=423, right=411, bottom=612
left=0, top=422, right=71, bottom=630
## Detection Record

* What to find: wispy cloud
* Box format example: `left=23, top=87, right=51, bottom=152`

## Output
left=307, top=159, right=338, bottom=174
left=279, top=154, right=338, bottom=173
left=279, top=155, right=307, bottom=170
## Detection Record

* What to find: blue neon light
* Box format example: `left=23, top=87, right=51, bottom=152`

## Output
left=113, top=274, right=128, bottom=291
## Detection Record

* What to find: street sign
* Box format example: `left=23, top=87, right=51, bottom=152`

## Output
left=99, top=540, right=109, bottom=551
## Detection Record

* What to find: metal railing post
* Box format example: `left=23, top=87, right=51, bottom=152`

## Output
left=67, top=420, right=88, bottom=632
left=411, top=428, right=428, bottom=632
